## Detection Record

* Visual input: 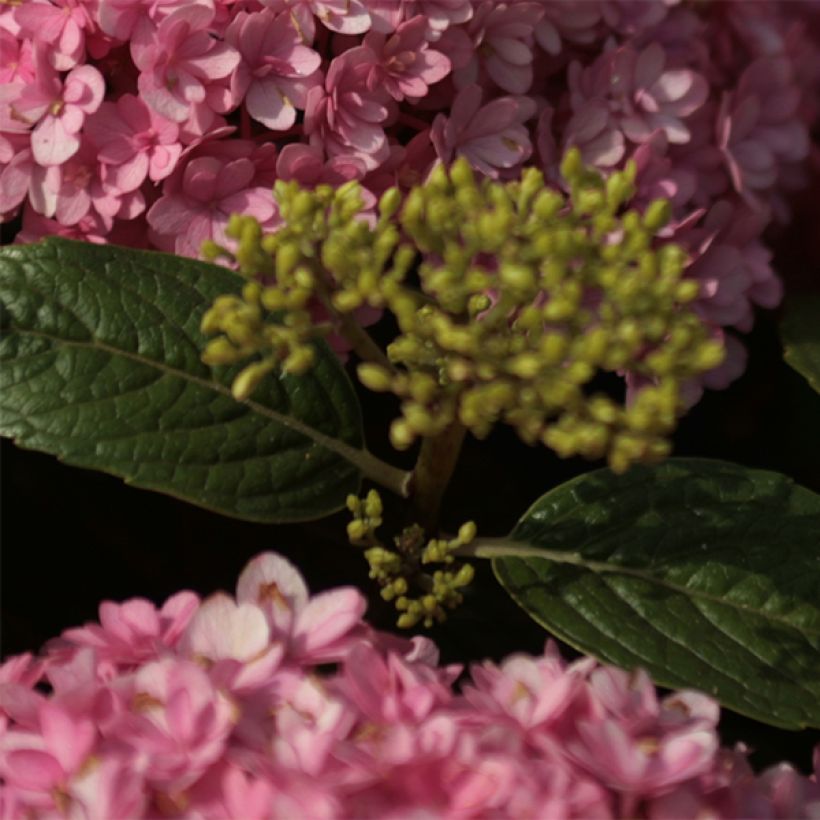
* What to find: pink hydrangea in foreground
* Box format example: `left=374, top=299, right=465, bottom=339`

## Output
left=1, top=552, right=818, bottom=818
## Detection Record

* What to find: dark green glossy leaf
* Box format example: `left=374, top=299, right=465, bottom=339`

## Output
left=782, top=291, right=820, bottom=395
left=0, top=238, right=367, bottom=522
left=490, top=459, right=820, bottom=729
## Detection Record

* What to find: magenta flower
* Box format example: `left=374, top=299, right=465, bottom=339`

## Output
left=85, top=93, right=182, bottom=193
left=226, top=10, right=321, bottom=130
left=131, top=4, right=240, bottom=124
left=9, top=48, right=104, bottom=166
left=361, top=14, right=451, bottom=102
left=431, top=84, right=535, bottom=178
left=304, top=46, right=391, bottom=171
left=535, top=1, right=601, bottom=55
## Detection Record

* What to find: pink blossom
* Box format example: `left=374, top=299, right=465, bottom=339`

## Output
left=108, top=657, right=236, bottom=789
left=9, top=48, right=104, bottom=166
left=0, top=29, right=35, bottom=84
left=97, top=0, right=189, bottom=43
left=431, top=84, right=535, bottom=178
left=535, top=1, right=601, bottom=55
left=367, top=0, right=474, bottom=39
left=235, top=551, right=367, bottom=663
left=29, top=138, right=140, bottom=227
left=2, top=552, right=819, bottom=818
left=226, top=10, right=321, bottom=130
left=261, top=0, right=372, bottom=38
left=454, top=1, right=544, bottom=95
left=146, top=147, right=278, bottom=257
left=717, top=56, right=810, bottom=208
left=304, top=46, right=391, bottom=171
left=276, top=142, right=367, bottom=188
left=85, top=93, right=182, bottom=193
left=131, top=4, right=240, bottom=124
left=465, top=647, right=581, bottom=731
left=568, top=42, right=708, bottom=155
left=361, top=14, right=451, bottom=102
left=62, top=590, right=199, bottom=667
left=14, top=0, right=97, bottom=70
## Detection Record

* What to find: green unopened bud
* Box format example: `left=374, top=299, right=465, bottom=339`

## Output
left=560, top=147, right=584, bottom=182
left=379, top=187, right=402, bottom=221
left=500, top=263, right=536, bottom=291
left=282, top=346, right=316, bottom=375
left=450, top=157, right=475, bottom=189
left=358, top=363, right=393, bottom=392
left=202, top=336, right=244, bottom=365
left=643, top=199, right=672, bottom=232
left=458, top=521, right=477, bottom=544
left=232, top=360, right=274, bottom=401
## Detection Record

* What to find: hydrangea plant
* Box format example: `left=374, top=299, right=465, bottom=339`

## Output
left=1, top=0, right=820, bottom=817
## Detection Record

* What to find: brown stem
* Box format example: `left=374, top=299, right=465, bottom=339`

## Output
left=411, top=421, right=467, bottom=533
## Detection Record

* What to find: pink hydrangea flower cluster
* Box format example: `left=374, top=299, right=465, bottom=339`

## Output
left=1, top=0, right=819, bottom=394
left=1, top=551, right=819, bottom=818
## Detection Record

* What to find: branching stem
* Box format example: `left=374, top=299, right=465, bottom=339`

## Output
left=411, top=421, right=467, bottom=532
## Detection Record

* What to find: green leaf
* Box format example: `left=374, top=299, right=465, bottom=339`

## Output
left=0, top=237, right=372, bottom=522
left=488, top=459, right=820, bottom=729
left=782, top=291, right=820, bottom=395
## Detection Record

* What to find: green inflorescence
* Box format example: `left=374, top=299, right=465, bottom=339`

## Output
left=200, top=150, right=723, bottom=472
left=347, top=490, right=476, bottom=629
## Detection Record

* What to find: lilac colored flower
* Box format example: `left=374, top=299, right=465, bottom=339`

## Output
left=8, top=47, right=104, bottom=166
left=304, top=46, right=391, bottom=171
left=717, top=56, right=810, bottom=208
left=131, top=4, right=240, bottom=124
left=85, top=93, right=182, bottom=193
left=601, top=0, right=681, bottom=38
left=361, top=14, right=451, bottom=102
left=14, top=0, right=97, bottom=70
left=431, top=84, right=535, bottom=178
left=568, top=42, right=708, bottom=155
left=535, top=1, right=601, bottom=55
left=226, top=10, right=321, bottom=130
left=454, top=1, right=543, bottom=95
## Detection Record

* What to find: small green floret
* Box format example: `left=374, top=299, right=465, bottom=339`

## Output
left=348, top=490, right=477, bottom=629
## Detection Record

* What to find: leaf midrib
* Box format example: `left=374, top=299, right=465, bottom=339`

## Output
left=8, top=325, right=375, bottom=474
left=479, top=539, right=820, bottom=639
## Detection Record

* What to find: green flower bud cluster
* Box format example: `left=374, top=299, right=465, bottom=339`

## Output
left=357, top=151, right=723, bottom=472
left=200, top=181, right=413, bottom=402
left=348, top=490, right=477, bottom=629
